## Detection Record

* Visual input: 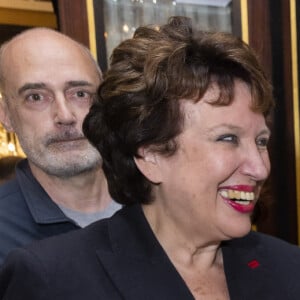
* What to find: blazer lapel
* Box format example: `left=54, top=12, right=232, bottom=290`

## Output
left=95, top=205, right=194, bottom=300
left=223, top=232, right=287, bottom=300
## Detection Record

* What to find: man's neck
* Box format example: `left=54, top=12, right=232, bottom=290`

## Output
left=29, top=162, right=111, bottom=213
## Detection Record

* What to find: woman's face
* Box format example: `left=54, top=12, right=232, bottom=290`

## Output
left=142, top=80, right=271, bottom=242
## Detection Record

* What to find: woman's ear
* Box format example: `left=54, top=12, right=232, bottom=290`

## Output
left=134, top=146, right=162, bottom=184
left=0, top=99, right=14, bottom=132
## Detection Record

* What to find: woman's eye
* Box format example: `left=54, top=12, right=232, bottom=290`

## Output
left=217, top=134, right=238, bottom=144
left=256, top=137, right=269, bottom=148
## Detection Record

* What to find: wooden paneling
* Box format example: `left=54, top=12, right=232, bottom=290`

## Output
left=0, top=0, right=56, bottom=28
left=247, top=0, right=298, bottom=244
left=55, top=0, right=89, bottom=47
left=248, top=0, right=272, bottom=78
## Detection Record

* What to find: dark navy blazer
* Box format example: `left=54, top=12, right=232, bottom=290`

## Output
left=1, top=204, right=300, bottom=299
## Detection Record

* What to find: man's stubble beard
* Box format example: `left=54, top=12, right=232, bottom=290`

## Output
left=17, top=130, right=102, bottom=178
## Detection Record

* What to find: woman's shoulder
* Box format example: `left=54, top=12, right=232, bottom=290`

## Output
left=223, top=232, right=300, bottom=298
left=228, top=230, right=300, bottom=252
left=249, top=230, right=300, bottom=252
left=227, top=230, right=300, bottom=267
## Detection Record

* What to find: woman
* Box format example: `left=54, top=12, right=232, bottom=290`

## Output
left=1, top=16, right=300, bottom=300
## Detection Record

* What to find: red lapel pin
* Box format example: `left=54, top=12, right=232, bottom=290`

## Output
left=248, top=260, right=260, bottom=269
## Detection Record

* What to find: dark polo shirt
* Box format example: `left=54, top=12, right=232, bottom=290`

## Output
left=0, top=159, right=79, bottom=265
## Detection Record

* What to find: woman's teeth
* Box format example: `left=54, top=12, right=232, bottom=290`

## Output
left=220, top=189, right=255, bottom=204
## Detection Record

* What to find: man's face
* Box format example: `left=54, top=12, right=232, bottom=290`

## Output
left=0, top=32, right=102, bottom=178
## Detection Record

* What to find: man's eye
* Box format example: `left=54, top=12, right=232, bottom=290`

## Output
left=74, top=91, right=93, bottom=99
left=67, top=90, right=93, bottom=103
left=26, top=94, right=43, bottom=101
left=76, top=91, right=88, bottom=98
left=217, top=134, right=238, bottom=144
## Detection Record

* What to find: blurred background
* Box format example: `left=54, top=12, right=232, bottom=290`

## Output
left=0, top=0, right=299, bottom=246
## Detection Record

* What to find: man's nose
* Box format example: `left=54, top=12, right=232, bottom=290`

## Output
left=53, top=96, right=76, bottom=125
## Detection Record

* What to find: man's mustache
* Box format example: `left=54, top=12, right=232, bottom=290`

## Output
left=45, top=131, right=85, bottom=146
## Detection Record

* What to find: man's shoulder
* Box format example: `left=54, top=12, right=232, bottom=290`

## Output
left=25, top=215, right=111, bottom=255
left=0, top=178, right=30, bottom=219
left=0, top=179, right=23, bottom=205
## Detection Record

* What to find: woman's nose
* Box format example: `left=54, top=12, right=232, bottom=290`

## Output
left=240, top=145, right=270, bottom=181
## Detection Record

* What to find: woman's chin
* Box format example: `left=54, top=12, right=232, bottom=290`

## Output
left=221, top=220, right=253, bottom=240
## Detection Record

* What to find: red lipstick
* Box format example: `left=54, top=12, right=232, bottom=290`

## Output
left=224, top=198, right=255, bottom=213
left=219, top=185, right=256, bottom=213
left=220, top=185, right=255, bottom=192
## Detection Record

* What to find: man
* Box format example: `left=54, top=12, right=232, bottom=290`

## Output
left=0, top=28, right=120, bottom=264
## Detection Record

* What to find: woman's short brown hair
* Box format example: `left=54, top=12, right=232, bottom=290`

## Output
left=83, top=16, right=273, bottom=205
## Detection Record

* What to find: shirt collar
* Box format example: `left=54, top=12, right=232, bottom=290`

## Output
left=16, top=159, right=75, bottom=225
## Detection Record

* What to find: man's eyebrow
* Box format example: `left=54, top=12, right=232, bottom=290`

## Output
left=17, top=81, right=95, bottom=95
left=18, top=83, right=47, bottom=95
left=65, top=81, right=94, bottom=88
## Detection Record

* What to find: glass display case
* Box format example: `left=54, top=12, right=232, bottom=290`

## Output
left=102, top=0, right=233, bottom=60
left=92, top=0, right=239, bottom=70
